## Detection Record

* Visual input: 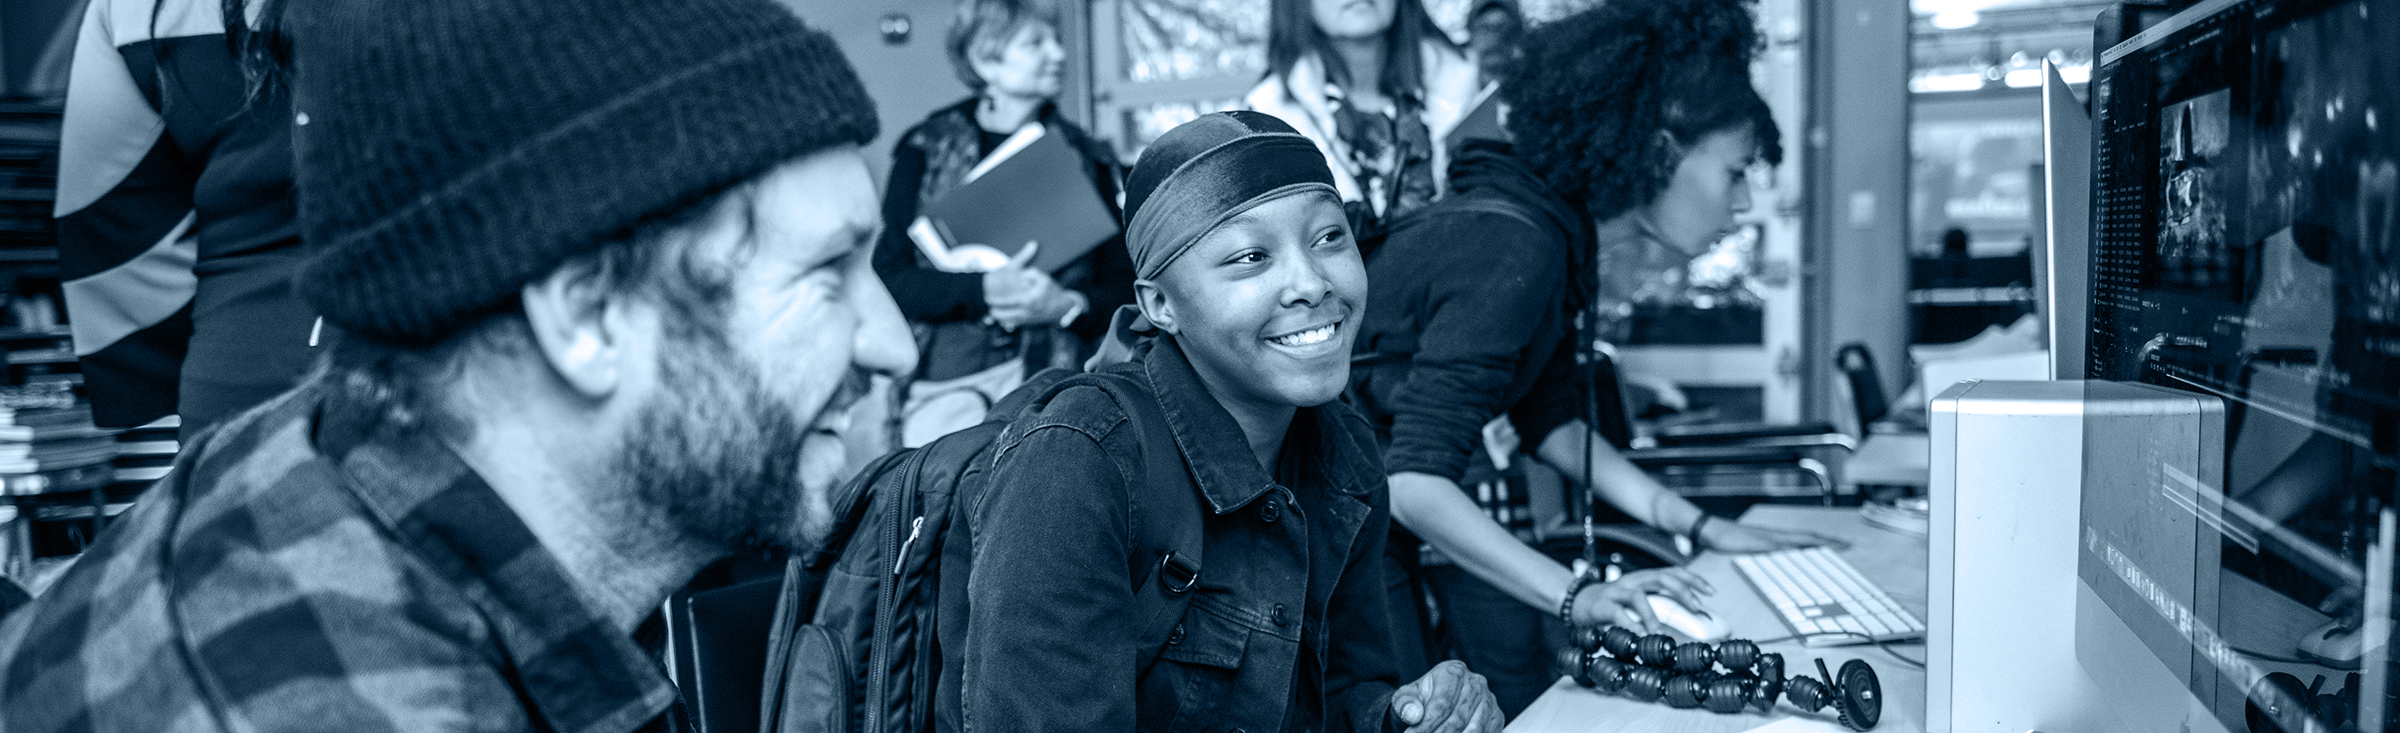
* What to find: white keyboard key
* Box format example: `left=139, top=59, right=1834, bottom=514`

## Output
left=1734, top=545, right=1919, bottom=643
left=1860, top=615, right=1892, bottom=635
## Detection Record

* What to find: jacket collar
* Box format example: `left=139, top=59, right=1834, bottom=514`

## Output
left=315, top=390, right=679, bottom=733
left=1141, top=336, right=1377, bottom=515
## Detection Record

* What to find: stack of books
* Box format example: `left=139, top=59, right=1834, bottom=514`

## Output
left=0, top=404, right=115, bottom=475
left=0, top=101, right=61, bottom=258
left=0, top=384, right=117, bottom=581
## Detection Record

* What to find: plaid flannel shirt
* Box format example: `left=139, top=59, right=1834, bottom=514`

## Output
left=0, top=382, right=680, bottom=732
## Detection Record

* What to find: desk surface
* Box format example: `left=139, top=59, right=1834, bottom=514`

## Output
left=1507, top=506, right=1930, bottom=733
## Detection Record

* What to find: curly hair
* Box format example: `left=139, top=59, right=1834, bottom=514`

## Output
left=1500, top=0, right=1783, bottom=222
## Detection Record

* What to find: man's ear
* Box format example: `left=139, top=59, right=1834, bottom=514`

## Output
left=1133, top=278, right=1179, bottom=335
left=520, top=267, right=633, bottom=399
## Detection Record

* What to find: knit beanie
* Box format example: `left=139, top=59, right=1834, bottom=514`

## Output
left=287, top=0, right=879, bottom=345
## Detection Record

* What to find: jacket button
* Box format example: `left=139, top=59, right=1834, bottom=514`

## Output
left=1168, top=623, right=1185, bottom=645
left=1260, top=499, right=1281, bottom=523
left=1271, top=604, right=1289, bottom=626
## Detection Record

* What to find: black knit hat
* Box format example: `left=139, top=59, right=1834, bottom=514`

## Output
left=288, top=0, right=879, bottom=344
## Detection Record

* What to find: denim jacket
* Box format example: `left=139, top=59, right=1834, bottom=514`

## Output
left=961, top=336, right=1403, bottom=733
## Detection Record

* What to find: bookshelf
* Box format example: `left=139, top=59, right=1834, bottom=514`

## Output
left=0, top=97, right=174, bottom=592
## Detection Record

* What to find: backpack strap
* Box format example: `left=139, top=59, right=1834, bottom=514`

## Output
left=1425, top=195, right=1544, bottom=235
left=1049, top=371, right=1204, bottom=673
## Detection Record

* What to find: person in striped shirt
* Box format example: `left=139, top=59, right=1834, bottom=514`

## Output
left=54, top=0, right=322, bottom=440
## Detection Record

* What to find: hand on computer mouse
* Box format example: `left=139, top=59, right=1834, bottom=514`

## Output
left=1572, top=567, right=1712, bottom=631
left=1700, top=521, right=1849, bottom=554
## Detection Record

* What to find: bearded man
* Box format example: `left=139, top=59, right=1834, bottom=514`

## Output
left=0, top=0, right=912, bottom=730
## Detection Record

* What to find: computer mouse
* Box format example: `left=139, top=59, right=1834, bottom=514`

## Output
left=2298, top=619, right=2364, bottom=669
left=1627, top=594, right=1729, bottom=642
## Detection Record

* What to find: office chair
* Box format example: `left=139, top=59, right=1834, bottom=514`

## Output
left=0, top=574, right=29, bottom=620
left=1834, top=342, right=1925, bottom=437
left=1836, top=344, right=1889, bottom=436
left=1589, top=351, right=1855, bottom=504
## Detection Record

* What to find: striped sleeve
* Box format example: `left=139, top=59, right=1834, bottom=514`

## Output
left=53, top=0, right=210, bottom=428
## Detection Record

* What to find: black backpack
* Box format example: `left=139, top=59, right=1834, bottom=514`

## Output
left=755, top=364, right=1205, bottom=733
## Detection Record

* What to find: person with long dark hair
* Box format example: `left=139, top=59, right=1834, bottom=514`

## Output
left=1247, top=0, right=1481, bottom=234
left=1349, top=0, right=1838, bottom=717
left=53, top=0, right=322, bottom=440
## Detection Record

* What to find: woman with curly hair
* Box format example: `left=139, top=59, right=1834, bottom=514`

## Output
left=1246, top=0, right=1482, bottom=234
left=1347, top=0, right=1838, bottom=717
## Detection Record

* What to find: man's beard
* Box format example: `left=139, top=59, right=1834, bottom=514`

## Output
left=609, top=329, right=830, bottom=555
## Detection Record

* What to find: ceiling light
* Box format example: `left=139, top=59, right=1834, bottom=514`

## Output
left=1911, top=72, right=1986, bottom=93
left=1931, top=10, right=1980, bottom=29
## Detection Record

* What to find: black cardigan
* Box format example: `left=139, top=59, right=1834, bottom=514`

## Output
left=1350, top=143, right=1593, bottom=482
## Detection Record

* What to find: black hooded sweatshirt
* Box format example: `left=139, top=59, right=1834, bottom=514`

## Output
left=1350, top=141, right=1595, bottom=483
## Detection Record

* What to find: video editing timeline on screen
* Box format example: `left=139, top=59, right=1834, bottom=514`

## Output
left=2083, top=0, right=2400, bottom=730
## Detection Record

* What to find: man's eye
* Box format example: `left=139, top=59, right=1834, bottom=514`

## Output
left=806, top=268, right=847, bottom=296
left=1317, top=229, right=1348, bottom=248
left=806, top=254, right=853, bottom=293
left=1230, top=251, right=1268, bottom=265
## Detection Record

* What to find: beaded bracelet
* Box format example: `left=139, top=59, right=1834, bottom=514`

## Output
left=1686, top=513, right=1714, bottom=551
left=1560, top=568, right=1605, bottom=626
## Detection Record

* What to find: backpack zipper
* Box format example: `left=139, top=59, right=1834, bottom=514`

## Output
left=893, top=516, right=925, bottom=576
left=866, top=448, right=929, bottom=733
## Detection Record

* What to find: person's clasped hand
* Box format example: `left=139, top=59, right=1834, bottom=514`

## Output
left=1570, top=567, right=1714, bottom=631
left=1391, top=660, right=1502, bottom=733
left=981, top=242, right=1078, bottom=330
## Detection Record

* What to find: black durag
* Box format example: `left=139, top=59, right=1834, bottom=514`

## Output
left=1087, top=111, right=1340, bottom=369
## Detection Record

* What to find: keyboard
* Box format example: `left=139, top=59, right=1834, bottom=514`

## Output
left=1732, top=546, right=1925, bottom=646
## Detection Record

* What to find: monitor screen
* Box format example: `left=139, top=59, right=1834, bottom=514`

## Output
left=2083, top=0, right=2399, bottom=729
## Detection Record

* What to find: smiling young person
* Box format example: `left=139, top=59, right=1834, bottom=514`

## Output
left=960, top=111, right=1499, bottom=733
left=1346, top=0, right=1838, bottom=717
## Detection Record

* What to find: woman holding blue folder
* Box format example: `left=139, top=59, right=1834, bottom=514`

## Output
left=872, top=0, right=1136, bottom=446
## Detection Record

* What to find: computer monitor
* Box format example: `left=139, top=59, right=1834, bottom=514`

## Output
left=2041, top=60, right=2092, bottom=380
left=2079, top=0, right=2400, bottom=730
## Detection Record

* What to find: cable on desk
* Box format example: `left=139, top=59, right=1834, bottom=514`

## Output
left=1744, top=631, right=1927, bottom=669
left=2230, top=645, right=2315, bottom=665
